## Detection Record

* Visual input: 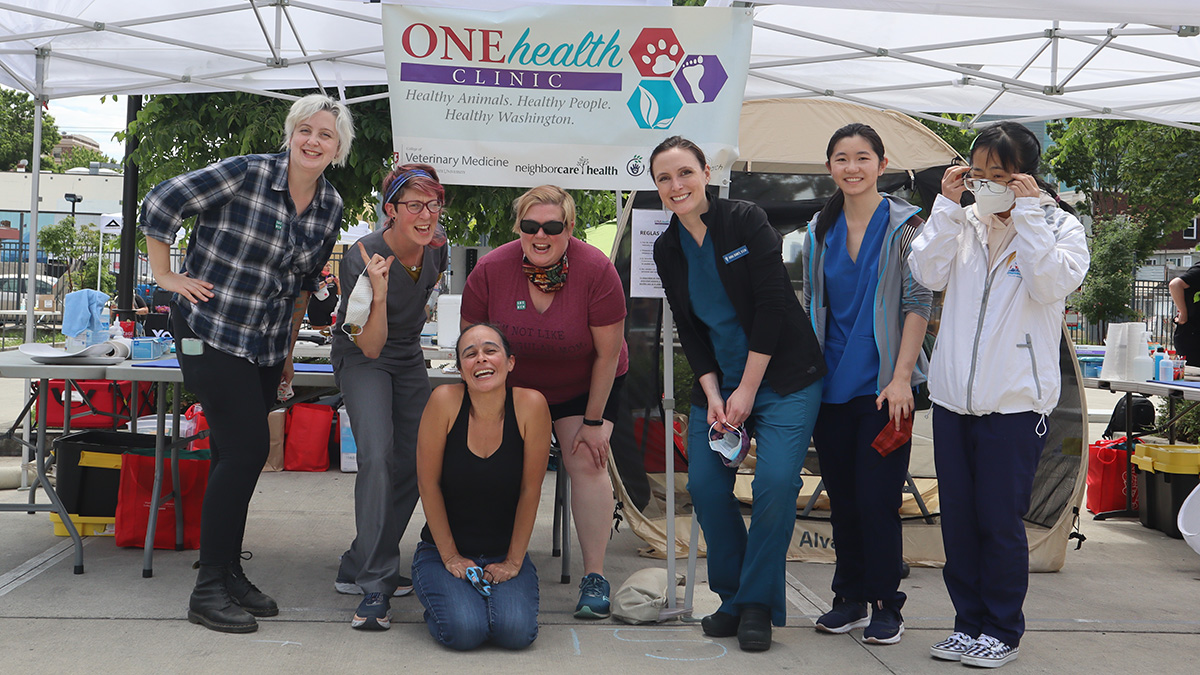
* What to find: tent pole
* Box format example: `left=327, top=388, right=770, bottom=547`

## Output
left=117, top=95, right=142, bottom=318
left=20, top=48, right=47, bottom=491
left=663, top=301, right=676, bottom=610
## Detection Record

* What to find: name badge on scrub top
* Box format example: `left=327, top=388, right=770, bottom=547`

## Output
left=722, top=246, right=749, bottom=264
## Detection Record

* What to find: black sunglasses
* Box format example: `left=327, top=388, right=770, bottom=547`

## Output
left=519, top=219, right=566, bottom=236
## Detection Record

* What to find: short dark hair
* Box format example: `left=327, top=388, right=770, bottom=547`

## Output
left=455, top=323, right=512, bottom=369
left=650, top=135, right=706, bottom=176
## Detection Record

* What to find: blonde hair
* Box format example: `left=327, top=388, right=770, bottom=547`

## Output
left=281, top=93, right=355, bottom=167
left=511, top=185, right=576, bottom=234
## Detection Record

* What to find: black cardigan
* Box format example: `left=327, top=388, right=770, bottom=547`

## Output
left=653, top=194, right=826, bottom=409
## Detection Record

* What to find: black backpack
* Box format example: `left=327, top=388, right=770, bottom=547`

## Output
left=1102, top=394, right=1156, bottom=439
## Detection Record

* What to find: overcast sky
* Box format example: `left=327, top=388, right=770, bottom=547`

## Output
left=44, top=95, right=129, bottom=163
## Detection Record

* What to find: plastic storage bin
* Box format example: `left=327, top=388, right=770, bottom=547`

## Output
left=1078, top=356, right=1104, bottom=378
left=1132, top=443, right=1200, bottom=539
left=49, top=513, right=116, bottom=537
left=54, top=430, right=159, bottom=517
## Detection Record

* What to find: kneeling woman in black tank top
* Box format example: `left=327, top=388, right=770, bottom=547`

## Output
left=414, top=322, right=552, bottom=650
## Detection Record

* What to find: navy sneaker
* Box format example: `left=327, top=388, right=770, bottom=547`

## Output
left=350, top=592, right=391, bottom=631
left=862, top=604, right=904, bottom=645
left=574, top=573, right=611, bottom=619
left=815, top=598, right=869, bottom=634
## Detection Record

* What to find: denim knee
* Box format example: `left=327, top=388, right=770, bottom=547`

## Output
left=489, top=611, right=538, bottom=650
left=427, top=608, right=489, bottom=651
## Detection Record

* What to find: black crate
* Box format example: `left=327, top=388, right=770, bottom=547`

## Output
left=54, top=431, right=159, bottom=517
left=1151, top=471, right=1200, bottom=539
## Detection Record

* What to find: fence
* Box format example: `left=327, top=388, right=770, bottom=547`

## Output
left=1067, top=278, right=1174, bottom=347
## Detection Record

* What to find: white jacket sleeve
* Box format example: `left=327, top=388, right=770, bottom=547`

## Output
left=1011, top=198, right=1090, bottom=305
left=908, top=193, right=966, bottom=292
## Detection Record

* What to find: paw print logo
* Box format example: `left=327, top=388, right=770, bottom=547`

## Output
left=629, top=29, right=684, bottom=78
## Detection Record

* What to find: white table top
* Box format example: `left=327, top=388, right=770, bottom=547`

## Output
left=0, top=349, right=113, bottom=380
left=1087, top=376, right=1200, bottom=401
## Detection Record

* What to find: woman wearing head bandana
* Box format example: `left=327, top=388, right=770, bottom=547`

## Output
left=461, top=185, right=629, bottom=621
left=330, top=163, right=450, bottom=631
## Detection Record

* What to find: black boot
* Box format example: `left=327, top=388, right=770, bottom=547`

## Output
left=227, top=558, right=279, bottom=617
left=701, top=611, right=740, bottom=638
left=737, top=605, right=772, bottom=652
left=188, top=564, right=257, bottom=633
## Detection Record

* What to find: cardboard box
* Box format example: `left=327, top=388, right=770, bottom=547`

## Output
left=36, top=294, right=57, bottom=311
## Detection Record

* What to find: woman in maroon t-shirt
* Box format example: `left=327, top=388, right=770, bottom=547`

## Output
left=461, top=185, right=629, bottom=620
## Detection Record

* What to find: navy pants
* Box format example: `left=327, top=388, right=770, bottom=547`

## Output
left=687, top=380, right=821, bottom=627
left=811, top=395, right=911, bottom=608
left=932, top=405, right=1045, bottom=648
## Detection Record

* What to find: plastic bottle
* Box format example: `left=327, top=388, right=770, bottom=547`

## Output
left=1167, top=350, right=1178, bottom=381
left=1155, top=347, right=1168, bottom=381
left=1159, top=354, right=1175, bottom=382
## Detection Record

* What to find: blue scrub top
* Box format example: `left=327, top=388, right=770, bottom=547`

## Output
left=821, top=200, right=889, bottom=403
left=681, top=229, right=750, bottom=390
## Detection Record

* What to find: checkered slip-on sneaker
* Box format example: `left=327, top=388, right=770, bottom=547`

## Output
left=929, top=631, right=976, bottom=661
left=959, top=633, right=1019, bottom=668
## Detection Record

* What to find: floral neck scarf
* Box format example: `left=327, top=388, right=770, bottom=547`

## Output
left=523, top=253, right=569, bottom=293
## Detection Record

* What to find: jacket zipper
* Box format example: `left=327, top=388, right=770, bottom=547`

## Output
left=965, top=254, right=1013, bottom=414
left=1018, top=332, right=1042, bottom=400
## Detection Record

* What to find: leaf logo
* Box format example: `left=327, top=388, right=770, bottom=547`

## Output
left=637, top=85, right=657, bottom=126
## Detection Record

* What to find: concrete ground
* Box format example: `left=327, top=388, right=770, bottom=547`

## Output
left=2, top=381, right=1198, bottom=673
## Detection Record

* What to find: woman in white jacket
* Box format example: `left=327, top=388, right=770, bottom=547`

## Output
left=908, top=121, right=1089, bottom=669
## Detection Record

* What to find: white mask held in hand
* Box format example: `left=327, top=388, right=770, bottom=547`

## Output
left=341, top=269, right=373, bottom=339
left=968, top=179, right=1016, bottom=215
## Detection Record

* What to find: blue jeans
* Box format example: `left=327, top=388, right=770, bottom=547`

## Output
left=412, top=541, right=539, bottom=650
left=687, top=380, right=822, bottom=626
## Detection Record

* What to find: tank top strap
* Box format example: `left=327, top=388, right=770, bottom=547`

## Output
left=447, top=386, right=472, bottom=447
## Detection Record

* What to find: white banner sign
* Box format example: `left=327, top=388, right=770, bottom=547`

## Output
left=382, top=5, right=752, bottom=190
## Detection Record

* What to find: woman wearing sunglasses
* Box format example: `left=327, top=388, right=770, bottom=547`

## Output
left=909, top=121, right=1088, bottom=668
left=461, top=185, right=629, bottom=620
left=330, top=163, right=449, bottom=631
left=650, top=136, right=825, bottom=652
left=801, top=123, right=931, bottom=646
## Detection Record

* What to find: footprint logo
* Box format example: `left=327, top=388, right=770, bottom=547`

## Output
left=679, top=55, right=707, bottom=103
left=671, top=53, right=729, bottom=105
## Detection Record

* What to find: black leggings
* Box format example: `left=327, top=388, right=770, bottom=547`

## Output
left=173, top=313, right=283, bottom=566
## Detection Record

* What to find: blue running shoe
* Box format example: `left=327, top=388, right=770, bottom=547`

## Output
left=574, top=573, right=611, bottom=619
left=350, top=592, right=391, bottom=631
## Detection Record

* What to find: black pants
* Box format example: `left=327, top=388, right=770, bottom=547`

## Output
left=811, top=394, right=911, bottom=608
left=173, top=313, right=283, bottom=567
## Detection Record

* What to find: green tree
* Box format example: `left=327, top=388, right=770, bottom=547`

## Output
left=919, top=113, right=976, bottom=159
left=118, top=88, right=617, bottom=245
left=1071, top=214, right=1141, bottom=325
left=0, top=87, right=62, bottom=171
left=1046, top=119, right=1200, bottom=254
left=48, top=146, right=118, bottom=173
left=38, top=216, right=115, bottom=294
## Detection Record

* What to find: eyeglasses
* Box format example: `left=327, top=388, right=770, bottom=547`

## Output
left=394, top=199, right=443, bottom=215
left=964, top=178, right=1011, bottom=195
left=519, top=219, right=567, bottom=236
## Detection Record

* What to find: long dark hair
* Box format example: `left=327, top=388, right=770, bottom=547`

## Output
left=812, top=123, right=887, bottom=241
left=970, top=121, right=1076, bottom=215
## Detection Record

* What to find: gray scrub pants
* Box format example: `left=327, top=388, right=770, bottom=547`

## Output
left=334, top=353, right=430, bottom=595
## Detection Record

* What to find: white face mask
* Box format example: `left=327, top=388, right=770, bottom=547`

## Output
left=969, top=180, right=1016, bottom=215
left=341, top=269, right=374, bottom=339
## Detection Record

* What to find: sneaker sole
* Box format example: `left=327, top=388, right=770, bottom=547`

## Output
left=930, top=647, right=967, bottom=661
left=815, top=617, right=869, bottom=634
left=335, top=581, right=413, bottom=598
left=574, top=606, right=611, bottom=620
left=863, top=623, right=904, bottom=645
left=960, top=650, right=1018, bottom=668
left=187, top=610, right=258, bottom=634
left=350, top=615, right=391, bottom=631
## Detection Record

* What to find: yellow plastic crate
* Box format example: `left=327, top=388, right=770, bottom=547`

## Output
left=49, top=512, right=116, bottom=537
left=1135, top=444, right=1200, bottom=475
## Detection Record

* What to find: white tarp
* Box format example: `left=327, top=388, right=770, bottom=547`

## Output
left=382, top=4, right=751, bottom=189
left=741, top=2, right=1200, bottom=130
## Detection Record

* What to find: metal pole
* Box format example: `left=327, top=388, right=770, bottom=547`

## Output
left=117, top=95, right=142, bottom=319
left=20, top=49, right=47, bottom=491
left=663, top=300, right=676, bottom=609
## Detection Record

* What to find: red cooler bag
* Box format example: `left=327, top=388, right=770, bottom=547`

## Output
left=115, top=451, right=209, bottom=550
left=1086, top=437, right=1139, bottom=514
left=284, top=403, right=334, bottom=471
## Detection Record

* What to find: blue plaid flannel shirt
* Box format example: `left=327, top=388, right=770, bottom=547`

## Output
left=140, top=152, right=343, bottom=366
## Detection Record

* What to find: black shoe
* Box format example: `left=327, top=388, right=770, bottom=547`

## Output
left=815, top=597, right=869, bottom=634
left=862, top=603, right=904, bottom=645
left=187, top=564, right=258, bottom=633
left=737, top=605, right=772, bottom=652
left=227, top=556, right=279, bottom=617
left=701, top=611, right=740, bottom=637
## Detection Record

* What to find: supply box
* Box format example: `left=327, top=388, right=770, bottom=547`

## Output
left=1132, top=443, right=1200, bottom=539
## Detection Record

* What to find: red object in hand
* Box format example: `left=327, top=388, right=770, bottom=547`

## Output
left=872, top=415, right=913, bottom=457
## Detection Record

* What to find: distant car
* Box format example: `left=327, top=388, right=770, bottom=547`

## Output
left=0, top=274, right=62, bottom=311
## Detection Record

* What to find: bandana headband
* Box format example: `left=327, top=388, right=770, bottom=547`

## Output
left=382, top=169, right=434, bottom=205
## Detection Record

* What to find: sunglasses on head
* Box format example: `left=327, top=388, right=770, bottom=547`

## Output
left=519, top=219, right=566, bottom=235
